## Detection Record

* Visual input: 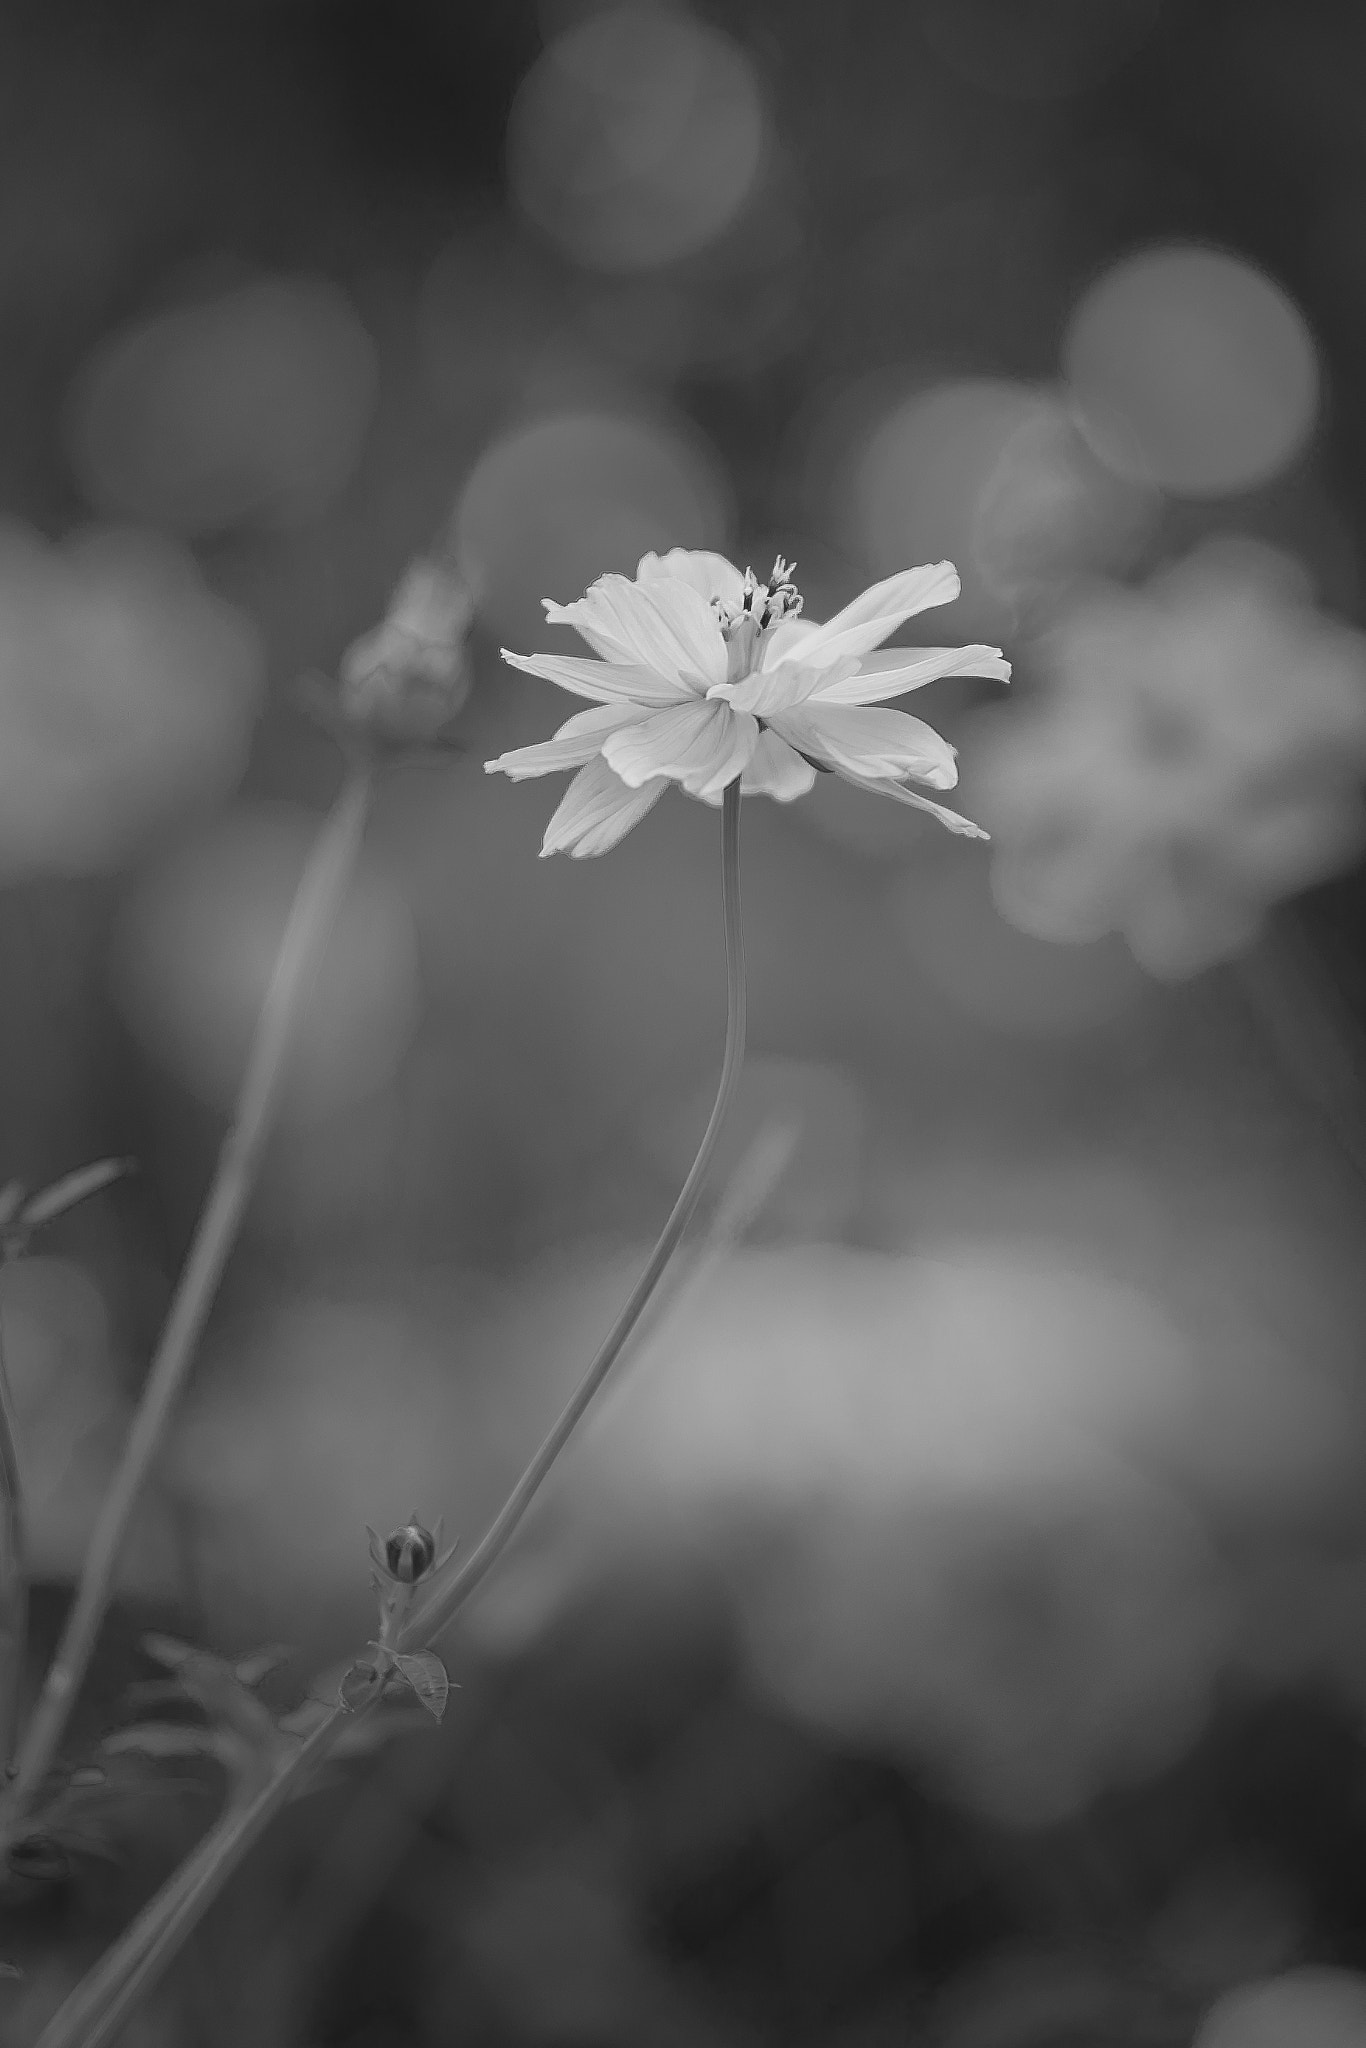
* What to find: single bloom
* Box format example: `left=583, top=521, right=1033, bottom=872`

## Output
left=485, top=549, right=1010, bottom=856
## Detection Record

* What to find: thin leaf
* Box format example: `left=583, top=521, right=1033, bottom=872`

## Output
left=139, top=1633, right=195, bottom=1671
left=20, top=1157, right=135, bottom=1229
left=0, top=1181, right=25, bottom=1232
left=103, top=1725, right=223, bottom=1763
left=232, top=1645, right=293, bottom=1688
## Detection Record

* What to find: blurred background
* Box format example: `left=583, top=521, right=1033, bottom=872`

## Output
left=4, top=0, right=1366, bottom=2042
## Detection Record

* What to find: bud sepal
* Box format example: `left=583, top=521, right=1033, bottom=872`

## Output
left=340, top=1514, right=457, bottom=1723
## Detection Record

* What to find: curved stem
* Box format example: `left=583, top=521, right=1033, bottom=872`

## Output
left=405, top=778, right=746, bottom=1645
left=0, top=1297, right=25, bottom=1776
left=1, top=772, right=373, bottom=1842
left=34, top=782, right=747, bottom=2047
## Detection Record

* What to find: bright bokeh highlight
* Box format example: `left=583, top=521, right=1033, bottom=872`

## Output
left=1063, top=245, right=1320, bottom=496
left=508, top=7, right=767, bottom=271
left=454, top=407, right=729, bottom=642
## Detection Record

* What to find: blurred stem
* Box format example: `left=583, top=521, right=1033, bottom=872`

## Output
left=35, top=780, right=749, bottom=2048
left=0, top=770, right=373, bottom=1847
left=0, top=1291, right=26, bottom=1777
left=1233, top=921, right=1366, bottom=1185
left=34, top=1706, right=348, bottom=2048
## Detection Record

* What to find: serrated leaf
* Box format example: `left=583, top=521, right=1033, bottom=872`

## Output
left=20, top=1157, right=135, bottom=1229
left=392, top=1651, right=449, bottom=1722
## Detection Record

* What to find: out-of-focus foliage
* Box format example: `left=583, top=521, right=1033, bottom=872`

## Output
left=976, top=539, right=1366, bottom=973
left=5, top=0, right=1366, bottom=2043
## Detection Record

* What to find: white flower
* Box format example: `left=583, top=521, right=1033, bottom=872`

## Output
left=485, top=548, right=1010, bottom=856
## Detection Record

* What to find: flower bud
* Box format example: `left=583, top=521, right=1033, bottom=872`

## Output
left=338, top=557, right=474, bottom=745
left=383, top=1519, right=438, bottom=1584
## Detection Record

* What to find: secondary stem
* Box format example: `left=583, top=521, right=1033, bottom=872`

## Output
left=1, top=771, right=373, bottom=1843
left=0, top=1298, right=25, bottom=1776
left=34, top=781, right=747, bottom=2047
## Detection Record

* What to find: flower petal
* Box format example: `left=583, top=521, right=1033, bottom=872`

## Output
left=602, top=700, right=759, bottom=798
left=501, top=647, right=691, bottom=706
left=759, top=617, right=822, bottom=668
left=543, top=573, right=726, bottom=688
left=833, top=767, right=989, bottom=840
left=787, top=562, right=963, bottom=668
left=811, top=643, right=1012, bottom=704
left=485, top=703, right=648, bottom=780
left=540, top=757, right=668, bottom=858
left=711, top=657, right=857, bottom=718
left=694, top=729, right=818, bottom=806
left=770, top=703, right=960, bottom=790
left=637, top=548, right=747, bottom=609
left=742, top=728, right=818, bottom=801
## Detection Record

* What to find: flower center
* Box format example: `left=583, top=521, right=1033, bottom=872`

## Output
left=713, top=555, right=803, bottom=682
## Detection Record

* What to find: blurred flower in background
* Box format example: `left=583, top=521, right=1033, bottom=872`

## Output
left=337, top=554, right=475, bottom=746
left=1063, top=244, right=1320, bottom=499
left=0, top=522, right=262, bottom=876
left=976, top=540, right=1366, bottom=975
left=443, top=1233, right=1342, bottom=1824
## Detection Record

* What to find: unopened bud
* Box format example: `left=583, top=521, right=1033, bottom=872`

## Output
left=339, top=558, right=474, bottom=744
left=383, top=1519, right=438, bottom=1584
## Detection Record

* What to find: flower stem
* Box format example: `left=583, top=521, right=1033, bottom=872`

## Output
left=407, top=777, right=747, bottom=1644
left=0, top=1297, right=26, bottom=1778
left=32, top=780, right=747, bottom=2045
left=0, top=771, right=373, bottom=1844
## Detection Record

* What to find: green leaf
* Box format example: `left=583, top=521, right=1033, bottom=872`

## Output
left=392, top=1651, right=450, bottom=1722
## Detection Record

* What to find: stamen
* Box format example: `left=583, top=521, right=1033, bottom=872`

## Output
left=713, top=556, right=804, bottom=640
